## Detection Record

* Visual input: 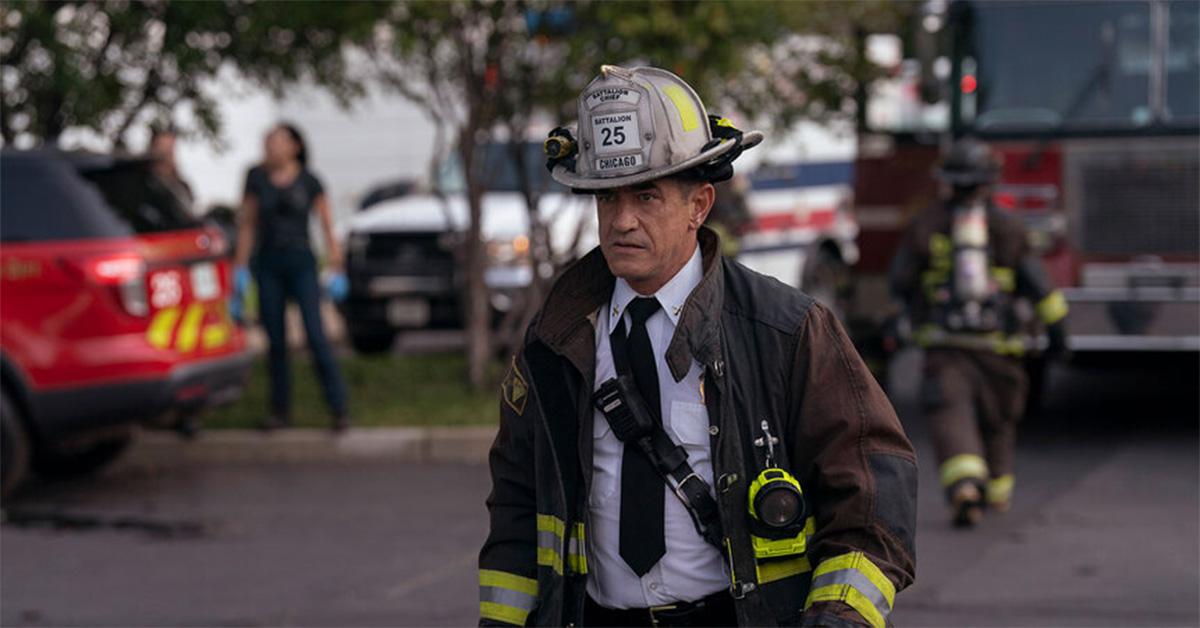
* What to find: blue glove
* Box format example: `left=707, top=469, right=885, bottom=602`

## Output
left=230, top=266, right=251, bottom=323
left=234, top=266, right=251, bottom=296
left=327, top=271, right=349, bottom=303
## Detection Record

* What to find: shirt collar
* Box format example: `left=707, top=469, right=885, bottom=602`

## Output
left=609, top=242, right=702, bottom=328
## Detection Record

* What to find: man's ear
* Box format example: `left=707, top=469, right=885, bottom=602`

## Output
left=689, top=182, right=716, bottom=230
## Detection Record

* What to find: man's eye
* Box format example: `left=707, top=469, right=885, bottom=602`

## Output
left=638, top=193, right=656, bottom=202
left=597, top=194, right=615, bottom=203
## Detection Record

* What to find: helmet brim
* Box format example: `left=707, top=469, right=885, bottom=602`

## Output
left=552, top=130, right=764, bottom=191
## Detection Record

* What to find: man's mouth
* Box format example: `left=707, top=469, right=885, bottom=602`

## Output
left=611, top=241, right=646, bottom=252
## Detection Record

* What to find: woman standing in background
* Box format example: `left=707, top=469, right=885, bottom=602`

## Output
left=233, top=123, right=349, bottom=432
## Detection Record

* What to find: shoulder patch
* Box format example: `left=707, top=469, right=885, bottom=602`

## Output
left=501, top=356, right=529, bottom=416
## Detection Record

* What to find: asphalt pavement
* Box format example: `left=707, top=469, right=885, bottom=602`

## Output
left=2, top=351, right=1197, bottom=627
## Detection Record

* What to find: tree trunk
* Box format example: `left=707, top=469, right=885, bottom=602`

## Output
left=459, top=128, right=492, bottom=391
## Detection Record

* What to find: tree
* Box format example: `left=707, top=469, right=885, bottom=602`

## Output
left=379, top=0, right=906, bottom=389
left=0, top=0, right=388, bottom=147
left=375, top=1, right=530, bottom=390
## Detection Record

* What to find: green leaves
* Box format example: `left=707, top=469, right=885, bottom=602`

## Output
left=1, top=0, right=389, bottom=146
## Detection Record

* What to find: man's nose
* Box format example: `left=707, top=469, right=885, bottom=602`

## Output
left=611, top=197, right=640, bottom=232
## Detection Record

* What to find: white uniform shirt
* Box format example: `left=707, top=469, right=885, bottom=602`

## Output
left=586, top=244, right=728, bottom=608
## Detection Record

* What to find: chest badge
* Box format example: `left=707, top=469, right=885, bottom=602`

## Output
left=502, top=356, right=528, bottom=416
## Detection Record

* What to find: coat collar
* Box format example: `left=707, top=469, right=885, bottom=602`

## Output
left=534, top=226, right=726, bottom=382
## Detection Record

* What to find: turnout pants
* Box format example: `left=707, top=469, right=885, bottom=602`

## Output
left=922, top=348, right=1028, bottom=505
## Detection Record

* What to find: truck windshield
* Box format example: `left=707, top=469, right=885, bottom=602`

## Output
left=969, top=0, right=1198, bottom=132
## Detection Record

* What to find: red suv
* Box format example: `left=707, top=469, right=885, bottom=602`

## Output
left=1, top=149, right=253, bottom=497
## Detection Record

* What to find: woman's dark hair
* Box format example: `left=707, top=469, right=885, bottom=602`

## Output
left=276, top=122, right=309, bottom=167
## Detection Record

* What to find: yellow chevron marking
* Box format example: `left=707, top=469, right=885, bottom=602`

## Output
left=175, top=303, right=205, bottom=352
left=147, top=307, right=181, bottom=349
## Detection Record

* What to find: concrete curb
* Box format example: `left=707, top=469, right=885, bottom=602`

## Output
left=121, top=426, right=498, bottom=468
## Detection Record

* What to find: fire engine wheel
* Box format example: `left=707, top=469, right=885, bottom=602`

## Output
left=32, top=434, right=132, bottom=479
left=1, top=390, right=32, bottom=501
left=803, top=247, right=851, bottom=320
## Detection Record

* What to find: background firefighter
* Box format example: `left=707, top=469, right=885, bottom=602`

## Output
left=888, top=138, right=1069, bottom=527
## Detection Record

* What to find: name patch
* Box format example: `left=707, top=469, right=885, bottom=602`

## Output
left=595, top=154, right=644, bottom=171
left=585, top=88, right=641, bottom=109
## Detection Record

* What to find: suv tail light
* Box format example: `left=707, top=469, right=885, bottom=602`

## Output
left=61, top=252, right=149, bottom=317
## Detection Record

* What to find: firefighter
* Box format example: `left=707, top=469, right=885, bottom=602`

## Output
left=888, top=138, right=1069, bottom=527
left=480, top=65, right=917, bottom=627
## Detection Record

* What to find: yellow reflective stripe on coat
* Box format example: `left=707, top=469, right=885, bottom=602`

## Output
left=804, top=552, right=895, bottom=628
left=940, top=453, right=989, bottom=487
left=1037, top=290, right=1069, bottom=325
left=987, top=474, right=1015, bottom=505
left=535, top=514, right=587, bottom=575
left=567, top=522, right=587, bottom=574
left=479, top=569, right=537, bottom=626
left=991, top=266, right=1016, bottom=293
left=915, top=325, right=1026, bottom=357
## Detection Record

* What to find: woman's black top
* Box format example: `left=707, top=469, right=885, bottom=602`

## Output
left=244, top=165, right=324, bottom=253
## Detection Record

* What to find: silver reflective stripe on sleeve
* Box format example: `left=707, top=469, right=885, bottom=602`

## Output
left=480, top=585, right=537, bottom=612
left=809, top=568, right=892, bottom=619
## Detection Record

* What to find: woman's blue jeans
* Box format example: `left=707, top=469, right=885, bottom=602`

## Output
left=252, top=249, right=348, bottom=419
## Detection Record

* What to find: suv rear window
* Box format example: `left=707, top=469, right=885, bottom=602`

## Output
left=1, top=153, right=133, bottom=242
left=80, top=163, right=199, bottom=234
left=0, top=152, right=200, bottom=243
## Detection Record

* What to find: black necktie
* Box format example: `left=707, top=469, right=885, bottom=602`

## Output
left=610, top=296, right=665, bottom=577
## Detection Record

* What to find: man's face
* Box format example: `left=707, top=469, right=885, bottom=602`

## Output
left=596, top=178, right=714, bottom=293
left=150, top=134, right=176, bottom=169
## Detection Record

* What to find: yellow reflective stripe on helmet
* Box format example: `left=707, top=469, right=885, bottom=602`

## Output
left=991, top=266, right=1016, bottom=293
left=147, top=307, right=181, bottom=349
left=940, top=453, right=989, bottom=487
left=1037, top=290, right=1069, bottom=325
left=175, top=303, right=205, bottom=352
left=662, top=84, right=701, bottom=132
left=987, top=474, right=1015, bottom=505
left=804, top=552, right=895, bottom=628
left=479, top=569, right=538, bottom=626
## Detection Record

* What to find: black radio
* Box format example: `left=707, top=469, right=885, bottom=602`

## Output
left=592, top=376, right=655, bottom=442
